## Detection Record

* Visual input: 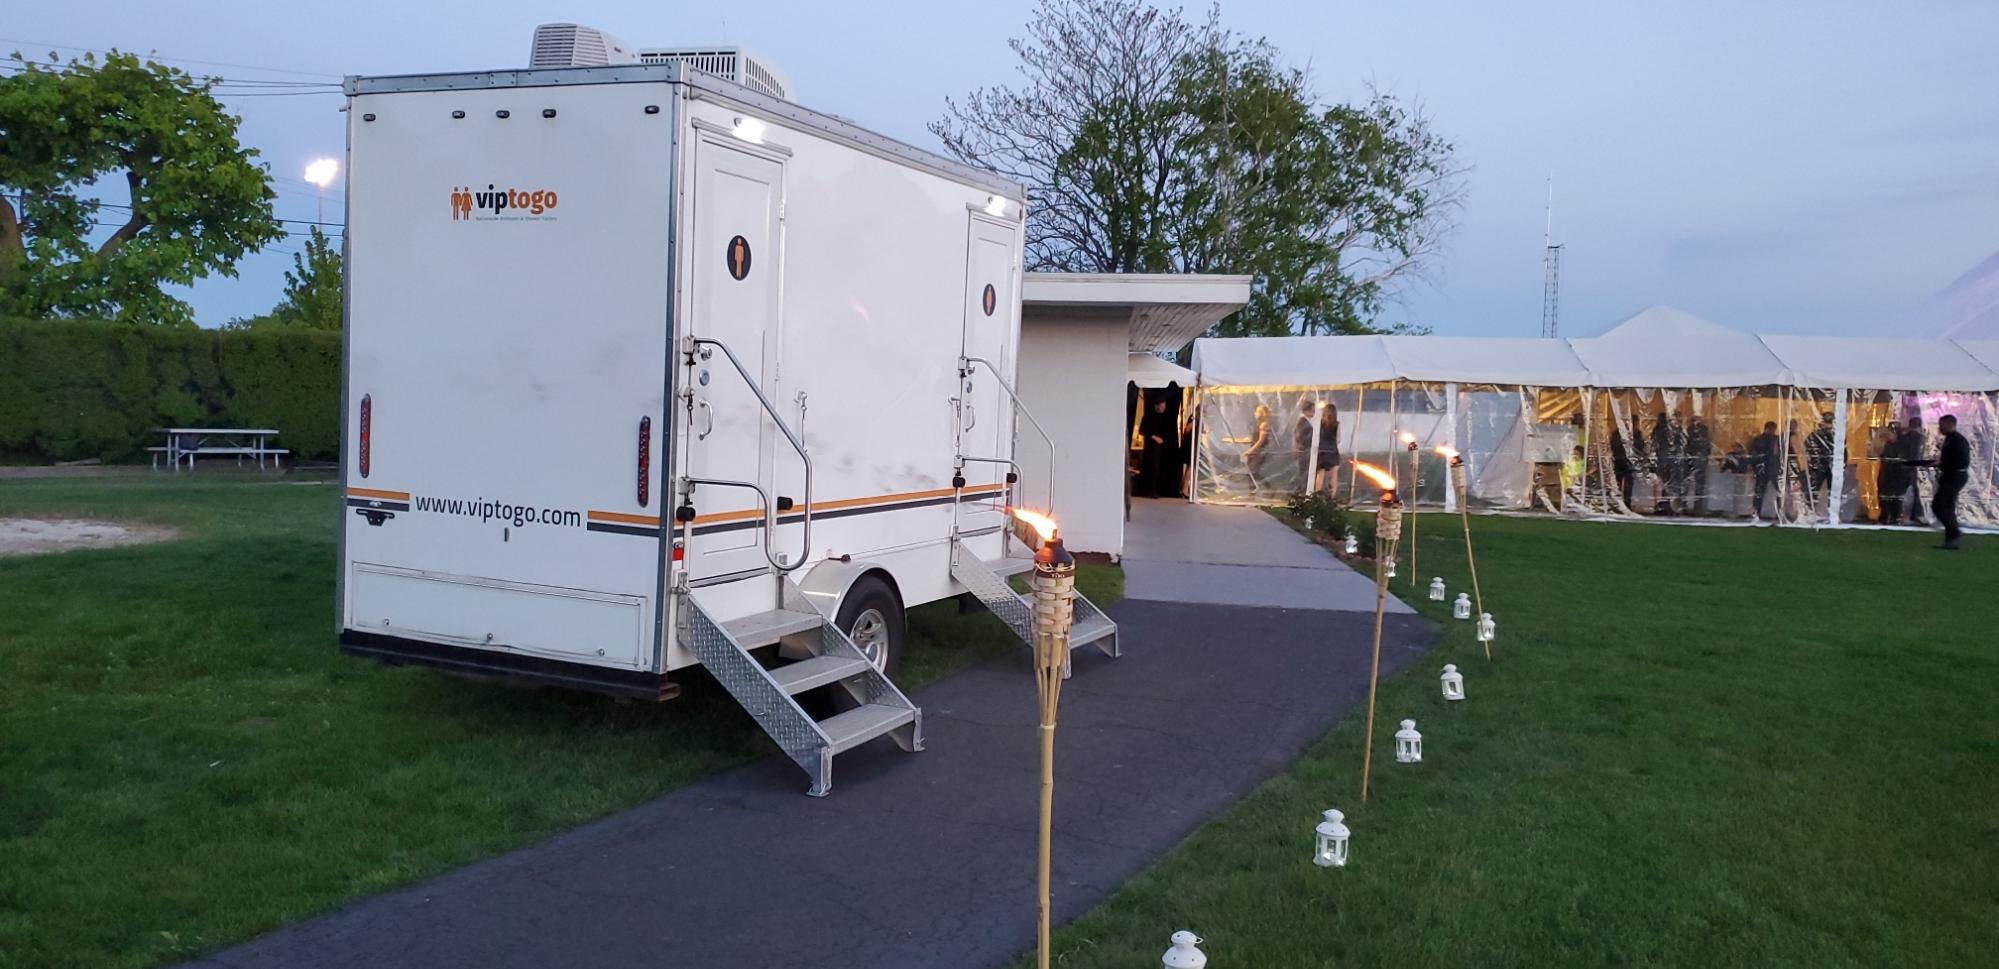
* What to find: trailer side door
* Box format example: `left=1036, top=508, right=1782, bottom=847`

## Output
left=682, top=135, right=786, bottom=580
left=959, top=215, right=1020, bottom=531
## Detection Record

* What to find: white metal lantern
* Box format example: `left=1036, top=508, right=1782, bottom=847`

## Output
left=1476, top=612, right=1495, bottom=643
left=1312, top=808, right=1350, bottom=868
left=1440, top=663, right=1464, bottom=701
left=1344, top=532, right=1359, bottom=555
left=1429, top=577, right=1446, bottom=601
left=1394, top=719, right=1423, bottom=763
left=1453, top=593, right=1471, bottom=620
left=1384, top=555, right=1397, bottom=578
left=1162, top=930, right=1207, bottom=969
left=1303, top=515, right=1314, bottom=531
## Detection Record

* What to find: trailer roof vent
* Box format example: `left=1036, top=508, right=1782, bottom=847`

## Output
left=529, top=23, right=639, bottom=68
left=637, top=46, right=793, bottom=101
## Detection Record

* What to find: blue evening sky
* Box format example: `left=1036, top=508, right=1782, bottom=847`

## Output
left=14, top=1, right=1998, bottom=335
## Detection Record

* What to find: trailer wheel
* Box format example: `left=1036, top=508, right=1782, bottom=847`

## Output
left=836, top=575, right=904, bottom=677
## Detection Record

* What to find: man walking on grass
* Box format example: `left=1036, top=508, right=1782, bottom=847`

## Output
left=1909, top=414, right=1970, bottom=550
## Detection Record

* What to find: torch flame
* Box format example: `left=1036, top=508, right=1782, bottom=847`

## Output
left=1433, top=444, right=1460, bottom=460
left=1009, top=507, right=1059, bottom=543
left=1352, top=461, right=1397, bottom=492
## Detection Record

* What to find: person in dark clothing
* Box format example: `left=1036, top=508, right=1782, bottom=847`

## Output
left=1805, top=413, right=1838, bottom=511
left=1138, top=397, right=1177, bottom=498
left=1910, top=414, right=1971, bottom=549
left=1876, top=421, right=1907, bottom=524
left=1685, top=414, right=1713, bottom=514
left=1292, top=398, right=1318, bottom=492
left=1608, top=427, right=1634, bottom=508
left=1749, top=421, right=1781, bottom=519
left=1650, top=412, right=1683, bottom=513
left=1900, top=415, right=1930, bottom=524
left=1313, top=403, right=1342, bottom=495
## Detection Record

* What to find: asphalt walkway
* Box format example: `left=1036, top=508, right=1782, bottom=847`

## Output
left=187, top=502, right=1429, bottom=969
left=1122, top=498, right=1415, bottom=613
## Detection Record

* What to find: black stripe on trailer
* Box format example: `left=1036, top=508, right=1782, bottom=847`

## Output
left=587, top=521, right=662, bottom=537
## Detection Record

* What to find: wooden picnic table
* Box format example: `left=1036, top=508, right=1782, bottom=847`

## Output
left=151, top=428, right=288, bottom=471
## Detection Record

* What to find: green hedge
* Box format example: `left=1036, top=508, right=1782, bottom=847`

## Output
left=0, top=319, right=341, bottom=464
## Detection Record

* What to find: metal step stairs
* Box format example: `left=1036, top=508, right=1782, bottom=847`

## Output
left=680, top=578, right=921, bottom=797
left=949, top=536, right=1119, bottom=674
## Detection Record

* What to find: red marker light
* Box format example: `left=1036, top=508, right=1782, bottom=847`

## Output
left=358, top=395, right=372, bottom=478
left=637, top=417, right=652, bottom=507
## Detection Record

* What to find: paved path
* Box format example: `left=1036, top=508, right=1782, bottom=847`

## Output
left=187, top=504, right=1430, bottom=969
left=1122, top=499, right=1414, bottom=613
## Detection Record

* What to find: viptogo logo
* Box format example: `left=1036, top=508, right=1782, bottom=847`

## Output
left=450, top=184, right=558, bottom=221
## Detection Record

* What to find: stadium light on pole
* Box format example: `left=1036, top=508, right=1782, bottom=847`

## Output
left=303, top=158, right=340, bottom=223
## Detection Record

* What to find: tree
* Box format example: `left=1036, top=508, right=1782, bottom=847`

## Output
left=229, top=227, right=341, bottom=329
left=932, top=0, right=1465, bottom=336
left=933, top=0, right=1215, bottom=274
left=0, top=51, right=282, bottom=325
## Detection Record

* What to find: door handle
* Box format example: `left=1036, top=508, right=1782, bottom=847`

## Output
left=964, top=400, right=977, bottom=432
left=696, top=399, right=715, bottom=440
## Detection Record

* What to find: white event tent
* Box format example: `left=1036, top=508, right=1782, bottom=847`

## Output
left=1190, top=305, right=1999, bottom=530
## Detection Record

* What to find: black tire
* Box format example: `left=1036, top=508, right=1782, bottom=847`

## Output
left=834, top=575, right=904, bottom=678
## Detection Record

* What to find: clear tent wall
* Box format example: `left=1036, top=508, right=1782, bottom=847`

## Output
left=1195, top=381, right=1999, bottom=529
left=1190, top=319, right=1999, bottom=532
left=1194, top=381, right=1545, bottom=511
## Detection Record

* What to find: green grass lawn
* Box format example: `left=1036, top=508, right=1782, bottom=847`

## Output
left=1032, top=514, right=1999, bottom=968
left=0, top=477, right=1115, bottom=969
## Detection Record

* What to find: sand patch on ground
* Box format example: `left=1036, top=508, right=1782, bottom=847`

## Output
left=0, top=518, right=178, bottom=557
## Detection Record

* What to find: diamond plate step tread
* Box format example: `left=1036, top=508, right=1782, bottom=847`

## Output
left=820, top=703, right=918, bottom=755
left=722, top=608, right=825, bottom=649
left=950, top=556, right=1034, bottom=640
left=767, top=654, right=872, bottom=696
left=990, top=556, right=1035, bottom=578
left=1069, top=611, right=1115, bottom=649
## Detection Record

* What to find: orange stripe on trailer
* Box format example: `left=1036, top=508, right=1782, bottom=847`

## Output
left=587, top=510, right=662, bottom=526
left=686, top=483, right=1009, bottom=524
left=347, top=486, right=410, bottom=501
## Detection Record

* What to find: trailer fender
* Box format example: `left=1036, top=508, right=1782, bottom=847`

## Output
left=793, top=557, right=901, bottom=625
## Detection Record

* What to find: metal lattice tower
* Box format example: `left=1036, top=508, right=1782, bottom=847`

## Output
left=1541, top=243, right=1562, bottom=338
left=1540, top=176, right=1561, bottom=338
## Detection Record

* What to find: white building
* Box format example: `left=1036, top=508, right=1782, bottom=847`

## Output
left=1018, top=273, right=1251, bottom=557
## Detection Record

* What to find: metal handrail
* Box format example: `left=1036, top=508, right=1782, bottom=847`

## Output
left=961, top=355, right=1056, bottom=512
left=681, top=475, right=795, bottom=572
left=689, top=336, right=812, bottom=572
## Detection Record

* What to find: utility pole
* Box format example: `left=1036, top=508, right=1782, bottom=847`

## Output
left=1541, top=175, right=1562, bottom=339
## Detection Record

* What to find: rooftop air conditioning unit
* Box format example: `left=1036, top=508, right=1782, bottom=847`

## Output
left=638, top=46, right=793, bottom=101
left=528, top=23, right=639, bottom=68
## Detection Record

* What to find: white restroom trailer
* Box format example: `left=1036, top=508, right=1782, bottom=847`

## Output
left=336, top=63, right=1117, bottom=795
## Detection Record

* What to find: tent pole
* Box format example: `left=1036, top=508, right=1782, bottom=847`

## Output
left=1186, top=384, right=1200, bottom=505
left=1305, top=395, right=1324, bottom=496
left=1444, top=383, right=1459, bottom=513
left=1349, top=385, right=1366, bottom=500
left=1831, top=388, right=1849, bottom=527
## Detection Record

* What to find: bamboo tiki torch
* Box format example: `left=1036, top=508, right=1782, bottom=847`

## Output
left=1402, top=432, right=1419, bottom=587
left=1013, top=507, right=1072, bottom=969
left=1352, top=461, right=1402, bottom=803
left=1436, top=444, right=1490, bottom=661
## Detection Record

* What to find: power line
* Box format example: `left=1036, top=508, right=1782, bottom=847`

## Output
left=0, top=35, right=341, bottom=80
left=90, top=200, right=343, bottom=229
left=0, top=60, right=340, bottom=96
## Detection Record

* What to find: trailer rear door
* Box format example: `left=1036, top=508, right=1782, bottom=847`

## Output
left=341, top=81, right=673, bottom=671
